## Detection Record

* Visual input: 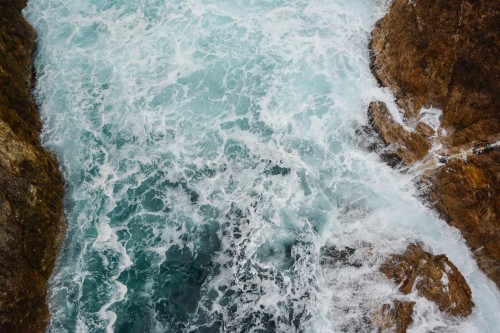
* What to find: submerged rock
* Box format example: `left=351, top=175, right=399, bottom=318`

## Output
left=0, top=0, right=65, bottom=332
left=380, top=244, right=473, bottom=317
left=368, top=0, right=499, bottom=286
left=371, top=300, right=415, bottom=333
left=320, top=245, right=363, bottom=268
left=264, top=164, right=291, bottom=176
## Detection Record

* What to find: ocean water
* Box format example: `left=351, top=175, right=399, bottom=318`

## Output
left=24, top=0, right=499, bottom=332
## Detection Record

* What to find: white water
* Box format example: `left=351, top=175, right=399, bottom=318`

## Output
left=24, top=0, right=499, bottom=332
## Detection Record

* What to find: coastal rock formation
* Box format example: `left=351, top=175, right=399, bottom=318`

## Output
left=368, top=101, right=430, bottom=164
left=370, top=0, right=499, bottom=142
left=424, top=152, right=500, bottom=284
left=321, top=244, right=471, bottom=332
left=0, top=0, right=65, bottom=332
left=368, top=0, right=499, bottom=285
left=381, top=244, right=473, bottom=317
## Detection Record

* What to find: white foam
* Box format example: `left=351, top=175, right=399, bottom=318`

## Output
left=419, top=106, right=443, bottom=134
left=24, top=0, right=500, bottom=332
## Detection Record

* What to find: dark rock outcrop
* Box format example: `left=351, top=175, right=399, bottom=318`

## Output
left=380, top=244, right=473, bottom=317
left=368, top=0, right=499, bottom=286
left=0, top=0, right=65, bottom=332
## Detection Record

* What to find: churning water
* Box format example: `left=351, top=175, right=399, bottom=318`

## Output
left=25, top=0, right=499, bottom=332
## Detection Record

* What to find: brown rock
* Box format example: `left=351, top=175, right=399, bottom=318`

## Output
left=370, top=0, right=500, bottom=142
left=372, top=300, right=415, bottom=333
left=368, top=101, right=431, bottom=165
left=425, top=151, right=500, bottom=285
left=415, top=122, right=435, bottom=138
left=369, top=0, right=500, bottom=287
left=0, top=0, right=65, bottom=332
left=381, top=244, right=473, bottom=317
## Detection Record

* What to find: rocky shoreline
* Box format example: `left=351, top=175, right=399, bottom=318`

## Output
left=368, top=0, right=499, bottom=286
left=367, top=0, right=498, bottom=330
left=0, top=0, right=497, bottom=332
left=0, top=0, right=65, bottom=332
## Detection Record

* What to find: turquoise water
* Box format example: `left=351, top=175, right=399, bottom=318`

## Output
left=25, top=1, right=499, bottom=332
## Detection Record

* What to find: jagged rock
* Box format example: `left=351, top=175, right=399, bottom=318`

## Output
left=370, top=0, right=499, bottom=144
left=380, top=244, right=473, bottom=317
left=0, top=0, right=65, bottom=332
left=372, top=300, right=415, bottom=333
left=368, top=101, right=431, bottom=165
left=369, top=0, right=499, bottom=286
left=425, top=152, right=500, bottom=285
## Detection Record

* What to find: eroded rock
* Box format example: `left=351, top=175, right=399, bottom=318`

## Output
left=368, top=101, right=431, bottom=165
left=415, top=122, right=435, bottom=138
left=370, top=0, right=499, bottom=142
left=0, top=0, right=65, bottom=332
left=424, top=152, right=500, bottom=284
left=368, top=0, right=499, bottom=286
left=380, top=244, right=473, bottom=317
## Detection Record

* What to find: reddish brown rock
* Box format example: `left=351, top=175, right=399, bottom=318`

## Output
left=369, top=0, right=499, bottom=286
left=424, top=151, right=500, bottom=284
left=370, top=0, right=500, bottom=142
left=381, top=244, right=473, bottom=317
left=0, top=0, right=65, bottom=332
left=415, top=122, right=435, bottom=138
left=368, top=101, right=431, bottom=164
left=372, top=300, right=415, bottom=333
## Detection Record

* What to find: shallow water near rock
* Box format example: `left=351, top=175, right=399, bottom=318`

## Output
left=25, top=1, right=499, bottom=332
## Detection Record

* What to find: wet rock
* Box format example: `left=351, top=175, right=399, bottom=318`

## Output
left=320, top=245, right=362, bottom=268
left=368, top=102, right=431, bottom=165
left=370, top=0, right=499, bottom=142
left=380, top=244, right=473, bottom=317
left=369, top=0, right=500, bottom=286
left=424, top=151, right=500, bottom=285
left=372, top=300, right=415, bottom=333
left=415, top=122, right=435, bottom=138
left=0, top=1, right=65, bottom=332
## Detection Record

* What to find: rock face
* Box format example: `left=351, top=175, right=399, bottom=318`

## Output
left=425, top=152, right=500, bottom=284
left=371, top=0, right=499, bottom=143
left=368, top=0, right=499, bottom=286
left=0, top=0, right=65, bottom=332
left=368, top=102, right=431, bottom=165
left=381, top=244, right=474, bottom=317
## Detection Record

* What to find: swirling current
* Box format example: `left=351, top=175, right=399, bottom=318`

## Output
left=24, top=0, right=499, bottom=332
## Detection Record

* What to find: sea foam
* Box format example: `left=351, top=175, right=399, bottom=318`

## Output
left=25, top=0, right=499, bottom=332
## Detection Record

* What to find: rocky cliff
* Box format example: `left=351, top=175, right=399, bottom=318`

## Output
left=368, top=0, right=499, bottom=287
left=0, top=0, right=65, bottom=332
